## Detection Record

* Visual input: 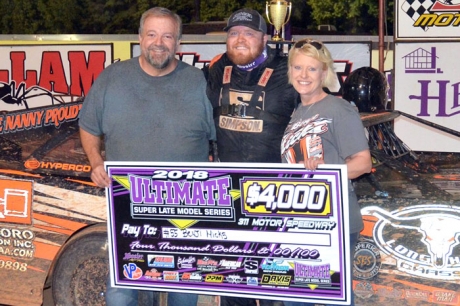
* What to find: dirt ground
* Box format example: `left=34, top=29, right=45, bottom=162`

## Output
left=354, top=151, right=460, bottom=201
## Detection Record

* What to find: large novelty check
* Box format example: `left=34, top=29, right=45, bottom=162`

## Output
left=106, top=162, right=352, bottom=305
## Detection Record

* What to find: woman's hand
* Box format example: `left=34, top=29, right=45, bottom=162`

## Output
left=301, top=156, right=324, bottom=170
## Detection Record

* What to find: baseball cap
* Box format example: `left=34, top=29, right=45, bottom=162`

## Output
left=223, top=8, right=267, bottom=33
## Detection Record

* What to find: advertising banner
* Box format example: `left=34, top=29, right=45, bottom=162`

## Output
left=393, top=42, right=460, bottom=152
left=395, top=0, right=460, bottom=40
left=106, top=162, right=352, bottom=305
left=0, top=39, right=370, bottom=115
left=0, top=44, right=113, bottom=112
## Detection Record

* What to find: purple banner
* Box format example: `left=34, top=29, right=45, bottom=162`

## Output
left=105, top=162, right=351, bottom=305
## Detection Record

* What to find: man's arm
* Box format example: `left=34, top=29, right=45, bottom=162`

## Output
left=80, top=128, right=110, bottom=187
left=345, top=149, right=372, bottom=179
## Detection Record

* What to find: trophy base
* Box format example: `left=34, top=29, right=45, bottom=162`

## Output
left=271, top=36, right=284, bottom=41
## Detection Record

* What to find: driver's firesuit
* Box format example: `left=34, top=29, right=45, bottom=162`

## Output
left=205, top=46, right=297, bottom=163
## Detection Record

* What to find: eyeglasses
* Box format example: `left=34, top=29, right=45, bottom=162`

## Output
left=294, top=39, right=323, bottom=51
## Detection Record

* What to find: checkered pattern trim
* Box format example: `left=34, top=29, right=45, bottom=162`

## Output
left=401, top=0, right=436, bottom=30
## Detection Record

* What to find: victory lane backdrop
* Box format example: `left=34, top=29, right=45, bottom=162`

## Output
left=105, top=162, right=352, bottom=305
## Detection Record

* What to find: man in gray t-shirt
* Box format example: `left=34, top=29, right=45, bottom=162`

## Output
left=79, top=7, right=215, bottom=306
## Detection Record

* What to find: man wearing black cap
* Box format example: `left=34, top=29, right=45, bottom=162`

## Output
left=205, top=8, right=296, bottom=164
left=204, top=7, right=296, bottom=306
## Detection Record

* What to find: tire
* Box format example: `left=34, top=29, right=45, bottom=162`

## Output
left=52, top=223, right=109, bottom=306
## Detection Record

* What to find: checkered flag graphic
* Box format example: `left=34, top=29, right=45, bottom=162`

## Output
left=401, top=0, right=436, bottom=30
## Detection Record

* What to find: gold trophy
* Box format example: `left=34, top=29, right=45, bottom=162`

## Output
left=266, top=1, right=292, bottom=41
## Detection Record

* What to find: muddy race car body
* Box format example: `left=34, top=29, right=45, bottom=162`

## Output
left=0, top=99, right=108, bottom=306
left=354, top=113, right=460, bottom=305
left=1, top=103, right=460, bottom=306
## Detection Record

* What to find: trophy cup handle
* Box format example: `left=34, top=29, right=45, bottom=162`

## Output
left=265, top=2, right=273, bottom=25
left=285, top=2, right=292, bottom=27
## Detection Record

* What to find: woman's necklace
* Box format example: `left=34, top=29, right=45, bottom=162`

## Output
left=305, top=102, right=315, bottom=112
left=301, top=93, right=327, bottom=116
left=303, top=101, right=317, bottom=117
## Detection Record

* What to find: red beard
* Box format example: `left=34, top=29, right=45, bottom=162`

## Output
left=226, top=43, right=265, bottom=66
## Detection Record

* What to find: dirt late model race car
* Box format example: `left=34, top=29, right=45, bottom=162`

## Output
left=0, top=94, right=459, bottom=306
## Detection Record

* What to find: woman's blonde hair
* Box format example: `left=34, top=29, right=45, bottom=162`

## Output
left=287, top=38, right=337, bottom=90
